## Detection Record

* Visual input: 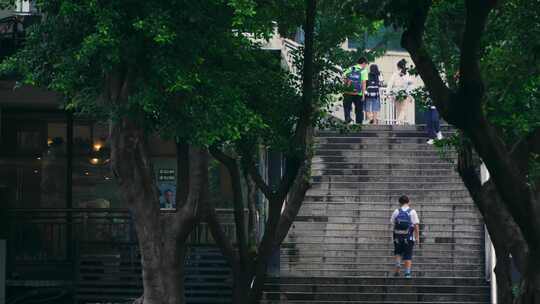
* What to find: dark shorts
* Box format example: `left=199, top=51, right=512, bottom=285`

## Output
left=394, top=236, right=415, bottom=260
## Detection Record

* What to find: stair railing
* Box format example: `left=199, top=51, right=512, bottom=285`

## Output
left=481, top=163, right=497, bottom=304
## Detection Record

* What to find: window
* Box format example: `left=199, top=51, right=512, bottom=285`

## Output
left=0, top=111, right=67, bottom=208
left=72, top=121, right=120, bottom=208
left=348, top=27, right=404, bottom=52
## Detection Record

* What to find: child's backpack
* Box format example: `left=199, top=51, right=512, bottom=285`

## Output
left=366, top=76, right=380, bottom=97
left=394, top=208, right=412, bottom=234
left=347, top=67, right=362, bottom=93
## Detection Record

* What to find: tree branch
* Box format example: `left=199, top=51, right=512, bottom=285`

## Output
left=205, top=207, right=240, bottom=270
left=241, top=153, right=274, bottom=200
left=209, top=145, right=250, bottom=271
left=400, top=2, right=453, bottom=122
left=457, top=0, right=497, bottom=113
left=273, top=156, right=312, bottom=247
left=174, top=147, right=206, bottom=241
left=244, top=170, right=259, bottom=249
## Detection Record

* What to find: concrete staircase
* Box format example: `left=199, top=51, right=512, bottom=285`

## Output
left=263, top=125, right=490, bottom=303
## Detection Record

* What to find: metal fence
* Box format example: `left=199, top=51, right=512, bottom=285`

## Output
left=5, top=208, right=239, bottom=268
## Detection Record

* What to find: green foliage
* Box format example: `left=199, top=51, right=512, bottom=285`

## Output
left=1, top=0, right=384, bottom=156
left=421, top=0, right=540, bottom=143
left=1, top=0, right=293, bottom=148
left=357, top=0, right=540, bottom=185
left=482, top=0, right=540, bottom=139
left=423, top=0, right=464, bottom=84
left=434, top=131, right=462, bottom=164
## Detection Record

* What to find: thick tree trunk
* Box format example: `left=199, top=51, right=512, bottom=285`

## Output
left=494, top=245, right=515, bottom=304
left=515, top=256, right=540, bottom=304
left=248, top=196, right=282, bottom=304
left=111, top=114, right=206, bottom=304
left=231, top=272, right=250, bottom=304
left=457, top=141, right=528, bottom=303
left=134, top=229, right=187, bottom=304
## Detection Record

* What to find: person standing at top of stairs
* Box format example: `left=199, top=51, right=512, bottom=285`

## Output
left=425, top=97, right=444, bottom=145
left=343, top=57, right=368, bottom=124
left=390, top=195, right=420, bottom=278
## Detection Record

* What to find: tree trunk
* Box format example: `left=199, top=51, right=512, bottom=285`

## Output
left=111, top=115, right=206, bottom=304
left=231, top=272, right=250, bottom=304
left=515, top=253, right=540, bottom=304
left=457, top=141, right=528, bottom=303
left=134, top=229, right=188, bottom=304
left=248, top=196, right=282, bottom=304
left=245, top=171, right=259, bottom=251
left=493, top=245, right=514, bottom=304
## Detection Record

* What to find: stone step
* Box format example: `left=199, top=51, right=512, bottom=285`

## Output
left=311, top=169, right=458, bottom=176
left=284, top=239, right=482, bottom=249
left=293, top=215, right=482, bottom=225
left=293, top=213, right=480, bottom=222
left=300, top=205, right=480, bottom=214
left=266, top=277, right=486, bottom=285
left=297, top=212, right=481, bottom=221
left=317, top=130, right=453, bottom=138
left=288, top=228, right=482, bottom=238
left=286, top=232, right=483, bottom=241
left=278, top=271, right=485, bottom=280
left=279, top=255, right=484, bottom=264
left=289, top=223, right=483, bottom=231
left=306, top=189, right=470, bottom=197
left=315, top=150, right=455, bottom=157
left=312, top=163, right=455, bottom=170
left=288, top=222, right=483, bottom=230
left=262, top=294, right=488, bottom=304
left=314, top=143, right=449, bottom=151
left=288, top=232, right=483, bottom=241
left=311, top=175, right=463, bottom=183
left=305, top=194, right=472, bottom=202
left=287, top=232, right=483, bottom=241
left=313, top=156, right=455, bottom=164
left=279, top=247, right=483, bottom=257
left=283, top=242, right=482, bottom=250
left=315, top=137, right=444, bottom=144
left=280, top=259, right=484, bottom=275
left=279, top=268, right=484, bottom=278
left=281, top=260, right=481, bottom=269
left=310, top=182, right=466, bottom=190
left=303, top=195, right=474, bottom=203
left=265, top=292, right=489, bottom=301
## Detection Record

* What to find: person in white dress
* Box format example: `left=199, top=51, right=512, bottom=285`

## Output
left=388, top=59, right=415, bottom=125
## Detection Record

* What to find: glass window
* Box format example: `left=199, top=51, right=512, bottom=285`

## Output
left=72, top=121, right=121, bottom=208
left=348, top=27, right=404, bottom=52
left=0, top=111, right=67, bottom=209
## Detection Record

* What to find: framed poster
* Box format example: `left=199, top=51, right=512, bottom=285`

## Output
left=157, top=168, right=176, bottom=209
